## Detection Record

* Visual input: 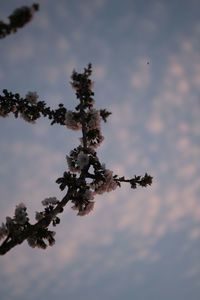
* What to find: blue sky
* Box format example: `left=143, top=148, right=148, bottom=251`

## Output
left=0, top=0, right=200, bottom=299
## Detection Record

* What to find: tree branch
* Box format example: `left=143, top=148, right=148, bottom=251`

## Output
left=0, top=188, right=73, bottom=255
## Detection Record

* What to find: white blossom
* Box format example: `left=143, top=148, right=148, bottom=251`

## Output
left=66, top=155, right=80, bottom=173
left=83, top=189, right=94, bottom=201
left=79, top=134, right=104, bottom=149
left=25, top=91, right=38, bottom=104
left=71, top=188, right=95, bottom=216
left=90, top=134, right=104, bottom=149
left=41, top=197, right=59, bottom=206
left=87, top=148, right=96, bottom=155
left=91, top=169, right=117, bottom=195
left=65, top=110, right=81, bottom=130
left=20, top=113, right=35, bottom=124
left=77, top=202, right=95, bottom=216
left=14, top=203, right=28, bottom=225
left=87, top=109, right=101, bottom=130
left=77, top=151, right=89, bottom=169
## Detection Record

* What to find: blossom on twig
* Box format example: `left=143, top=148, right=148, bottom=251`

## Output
left=41, top=197, right=59, bottom=206
left=25, top=91, right=39, bottom=104
left=14, top=203, right=29, bottom=225
left=77, top=201, right=95, bottom=216
left=77, top=151, right=89, bottom=169
left=64, top=110, right=82, bottom=130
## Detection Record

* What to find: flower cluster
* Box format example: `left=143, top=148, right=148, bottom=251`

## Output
left=0, top=203, right=29, bottom=243
left=72, top=201, right=95, bottom=216
left=77, top=151, right=89, bottom=169
left=27, top=229, right=56, bottom=249
left=84, top=108, right=104, bottom=149
left=70, top=187, right=95, bottom=216
left=66, top=146, right=83, bottom=173
left=87, top=109, right=101, bottom=130
left=41, top=197, right=59, bottom=206
left=14, top=203, right=29, bottom=225
left=65, top=110, right=82, bottom=130
left=25, top=91, right=39, bottom=104
left=20, top=113, right=36, bottom=124
left=35, top=197, right=60, bottom=225
left=90, top=169, right=118, bottom=194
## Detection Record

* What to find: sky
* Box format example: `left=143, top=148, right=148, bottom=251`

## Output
left=0, top=0, right=200, bottom=299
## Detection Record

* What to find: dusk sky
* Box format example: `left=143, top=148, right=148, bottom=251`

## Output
left=0, top=0, right=200, bottom=299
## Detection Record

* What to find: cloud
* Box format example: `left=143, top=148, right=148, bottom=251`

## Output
left=189, top=227, right=200, bottom=241
left=44, top=65, right=61, bottom=85
left=186, top=268, right=200, bottom=279
left=141, top=19, right=157, bottom=33
left=93, top=65, right=106, bottom=81
left=175, top=164, right=197, bottom=179
left=33, top=122, right=49, bottom=138
left=181, top=39, right=194, bottom=53
left=57, top=36, right=70, bottom=53
left=168, top=61, right=185, bottom=77
left=147, top=114, right=164, bottom=134
left=56, top=3, right=69, bottom=18
left=110, top=102, right=134, bottom=127
left=34, top=11, right=50, bottom=29
left=8, top=36, right=36, bottom=62
left=79, top=0, right=106, bottom=20
left=130, top=58, right=151, bottom=89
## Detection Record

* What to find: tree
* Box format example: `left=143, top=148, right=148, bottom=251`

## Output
left=0, top=4, right=152, bottom=255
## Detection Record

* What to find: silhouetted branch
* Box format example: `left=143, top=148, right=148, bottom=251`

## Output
left=0, top=3, right=39, bottom=39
